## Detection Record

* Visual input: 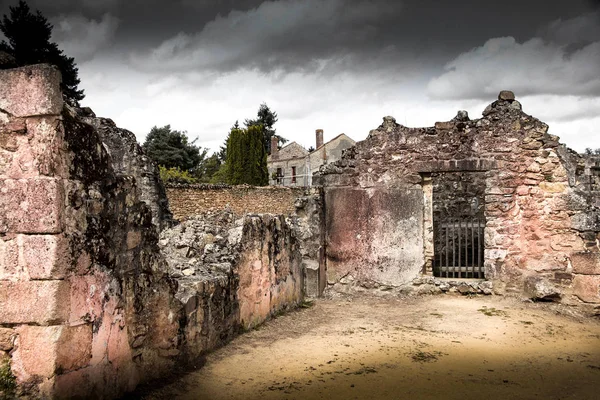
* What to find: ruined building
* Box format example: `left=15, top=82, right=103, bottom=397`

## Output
left=0, top=65, right=304, bottom=399
left=313, top=91, right=600, bottom=304
left=267, top=130, right=355, bottom=186
left=1, top=63, right=599, bottom=399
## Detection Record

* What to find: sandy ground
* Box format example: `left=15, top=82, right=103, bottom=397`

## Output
left=140, top=295, right=600, bottom=400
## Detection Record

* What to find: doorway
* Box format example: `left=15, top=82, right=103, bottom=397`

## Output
left=432, top=172, right=485, bottom=279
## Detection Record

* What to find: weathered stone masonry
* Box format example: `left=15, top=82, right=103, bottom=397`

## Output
left=166, top=183, right=304, bottom=220
left=315, top=92, right=600, bottom=304
left=0, top=65, right=303, bottom=399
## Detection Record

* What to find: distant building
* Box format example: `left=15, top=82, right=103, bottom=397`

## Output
left=267, top=129, right=356, bottom=186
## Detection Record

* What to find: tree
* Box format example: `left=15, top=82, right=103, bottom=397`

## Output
left=217, top=120, right=239, bottom=164
left=142, top=125, right=207, bottom=174
left=195, top=153, right=222, bottom=183
left=224, top=125, right=268, bottom=185
left=245, top=103, right=287, bottom=154
left=0, top=1, right=84, bottom=105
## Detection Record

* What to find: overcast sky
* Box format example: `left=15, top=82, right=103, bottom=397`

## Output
left=1, top=0, right=599, bottom=152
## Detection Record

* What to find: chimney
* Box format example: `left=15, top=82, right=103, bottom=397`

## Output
left=316, top=129, right=324, bottom=149
left=270, top=136, right=279, bottom=156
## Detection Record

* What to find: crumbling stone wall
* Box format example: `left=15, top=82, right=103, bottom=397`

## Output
left=315, top=91, right=600, bottom=305
left=159, top=211, right=304, bottom=340
left=0, top=64, right=182, bottom=399
left=0, top=65, right=304, bottom=399
left=166, top=183, right=304, bottom=220
left=293, top=187, right=326, bottom=297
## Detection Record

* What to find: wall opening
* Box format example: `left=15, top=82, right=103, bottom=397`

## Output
left=431, top=172, right=486, bottom=279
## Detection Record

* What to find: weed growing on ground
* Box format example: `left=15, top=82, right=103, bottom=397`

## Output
left=299, top=300, right=314, bottom=309
left=478, top=306, right=508, bottom=317
left=410, top=350, right=444, bottom=363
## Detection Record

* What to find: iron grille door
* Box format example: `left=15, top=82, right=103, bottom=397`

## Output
left=433, top=217, right=484, bottom=279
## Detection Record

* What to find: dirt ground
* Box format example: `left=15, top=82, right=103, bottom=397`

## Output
left=141, top=294, right=600, bottom=400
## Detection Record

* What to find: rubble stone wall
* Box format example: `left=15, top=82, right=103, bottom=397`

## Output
left=293, top=187, right=326, bottom=297
left=0, top=65, right=303, bottom=399
left=166, top=184, right=305, bottom=220
left=315, top=93, right=600, bottom=305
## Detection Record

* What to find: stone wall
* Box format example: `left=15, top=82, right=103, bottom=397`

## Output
left=166, top=183, right=305, bottom=220
left=0, top=65, right=303, bottom=399
left=293, top=188, right=326, bottom=297
left=315, top=92, right=600, bottom=305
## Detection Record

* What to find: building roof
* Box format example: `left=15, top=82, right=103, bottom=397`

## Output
left=267, top=133, right=357, bottom=164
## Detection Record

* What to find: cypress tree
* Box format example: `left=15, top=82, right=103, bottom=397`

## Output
left=224, top=125, right=268, bottom=186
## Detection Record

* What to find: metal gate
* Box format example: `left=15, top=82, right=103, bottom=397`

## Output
left=433, top=217, right=485, bottom=279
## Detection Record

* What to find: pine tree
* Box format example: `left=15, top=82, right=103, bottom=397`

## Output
left=245, top=103, right=286, bottom=154
left=0, top=1, right=84, bottom=105
left=142, top=125, right=207, bottom=173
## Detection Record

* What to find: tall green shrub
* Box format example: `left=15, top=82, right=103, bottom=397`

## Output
left=224, top=125, right=267, bottom=185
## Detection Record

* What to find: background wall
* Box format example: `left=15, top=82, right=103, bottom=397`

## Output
left=166, top=184, right=305, bottom=219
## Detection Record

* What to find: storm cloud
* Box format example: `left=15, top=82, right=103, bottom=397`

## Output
left=427, top=12, right=600, bottom=100
left=1, top=0, right=598, bottom=152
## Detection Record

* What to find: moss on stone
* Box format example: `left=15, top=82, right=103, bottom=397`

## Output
left=0, top=358, right=16, bottom=399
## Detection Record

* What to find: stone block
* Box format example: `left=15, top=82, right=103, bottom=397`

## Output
left=539, top=182, right=566, bottom=193
left=0, top=65, right=63, bottom=118
left=0, top=235, right=19, bottom=280
left=550, top=233, right=584, bottom=252
left=0, top=280, right=70, bottom=324
left=56, top=325, right=93, bottom=372
left=572, top=275, right=600, bottom=303
left=571, top=252, right=600, bottom=275
left=24, top=117, right=67, bottom=177
left=13, top=325, right=92, bottom=379
left=0, top=327, right=14, bottom=351
left=126, top=231, right=142, bottom=249
left=524, top=276, right=561, bottom=301
left=22, top=235, right=70, bottom=279
left=571, top=211, right=600, bottom=232
left=0, top=178, right=63, bottom=233
left=498, top=90, right=515, bottom=101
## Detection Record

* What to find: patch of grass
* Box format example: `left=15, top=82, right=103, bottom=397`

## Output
left=0, top=358, right=16, bottom=399
left=478, top=307, right=508, bottom=317
left=299, top=300, right=314, bottom=309
left=430, top=313, right=443, bottom=318
left=346, top=366, right=377, bottom=375
left=520, top=320, right=534, bottom=325
left=410, top=350, right=444, bottom=363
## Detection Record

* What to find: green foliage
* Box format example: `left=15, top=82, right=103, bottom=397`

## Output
left=195, top=153, right=222, bottom=183
left=0, top=1, right=84, bottom=105
left=158, top=165, right=197, bottom=184
left=217, top=120, right=240, bottom=164
left=245, top=103, right=286, bottom=154
left=209, top=164, right=228, bottom=184
left=0, top=358, right=16, bottom=399
left=224, top=125, right=268, bottom=185
left=143, top=125, right=207, bottom=174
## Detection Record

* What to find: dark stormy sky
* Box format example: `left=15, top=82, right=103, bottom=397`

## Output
left=1, top=0, right=599, bottom=152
